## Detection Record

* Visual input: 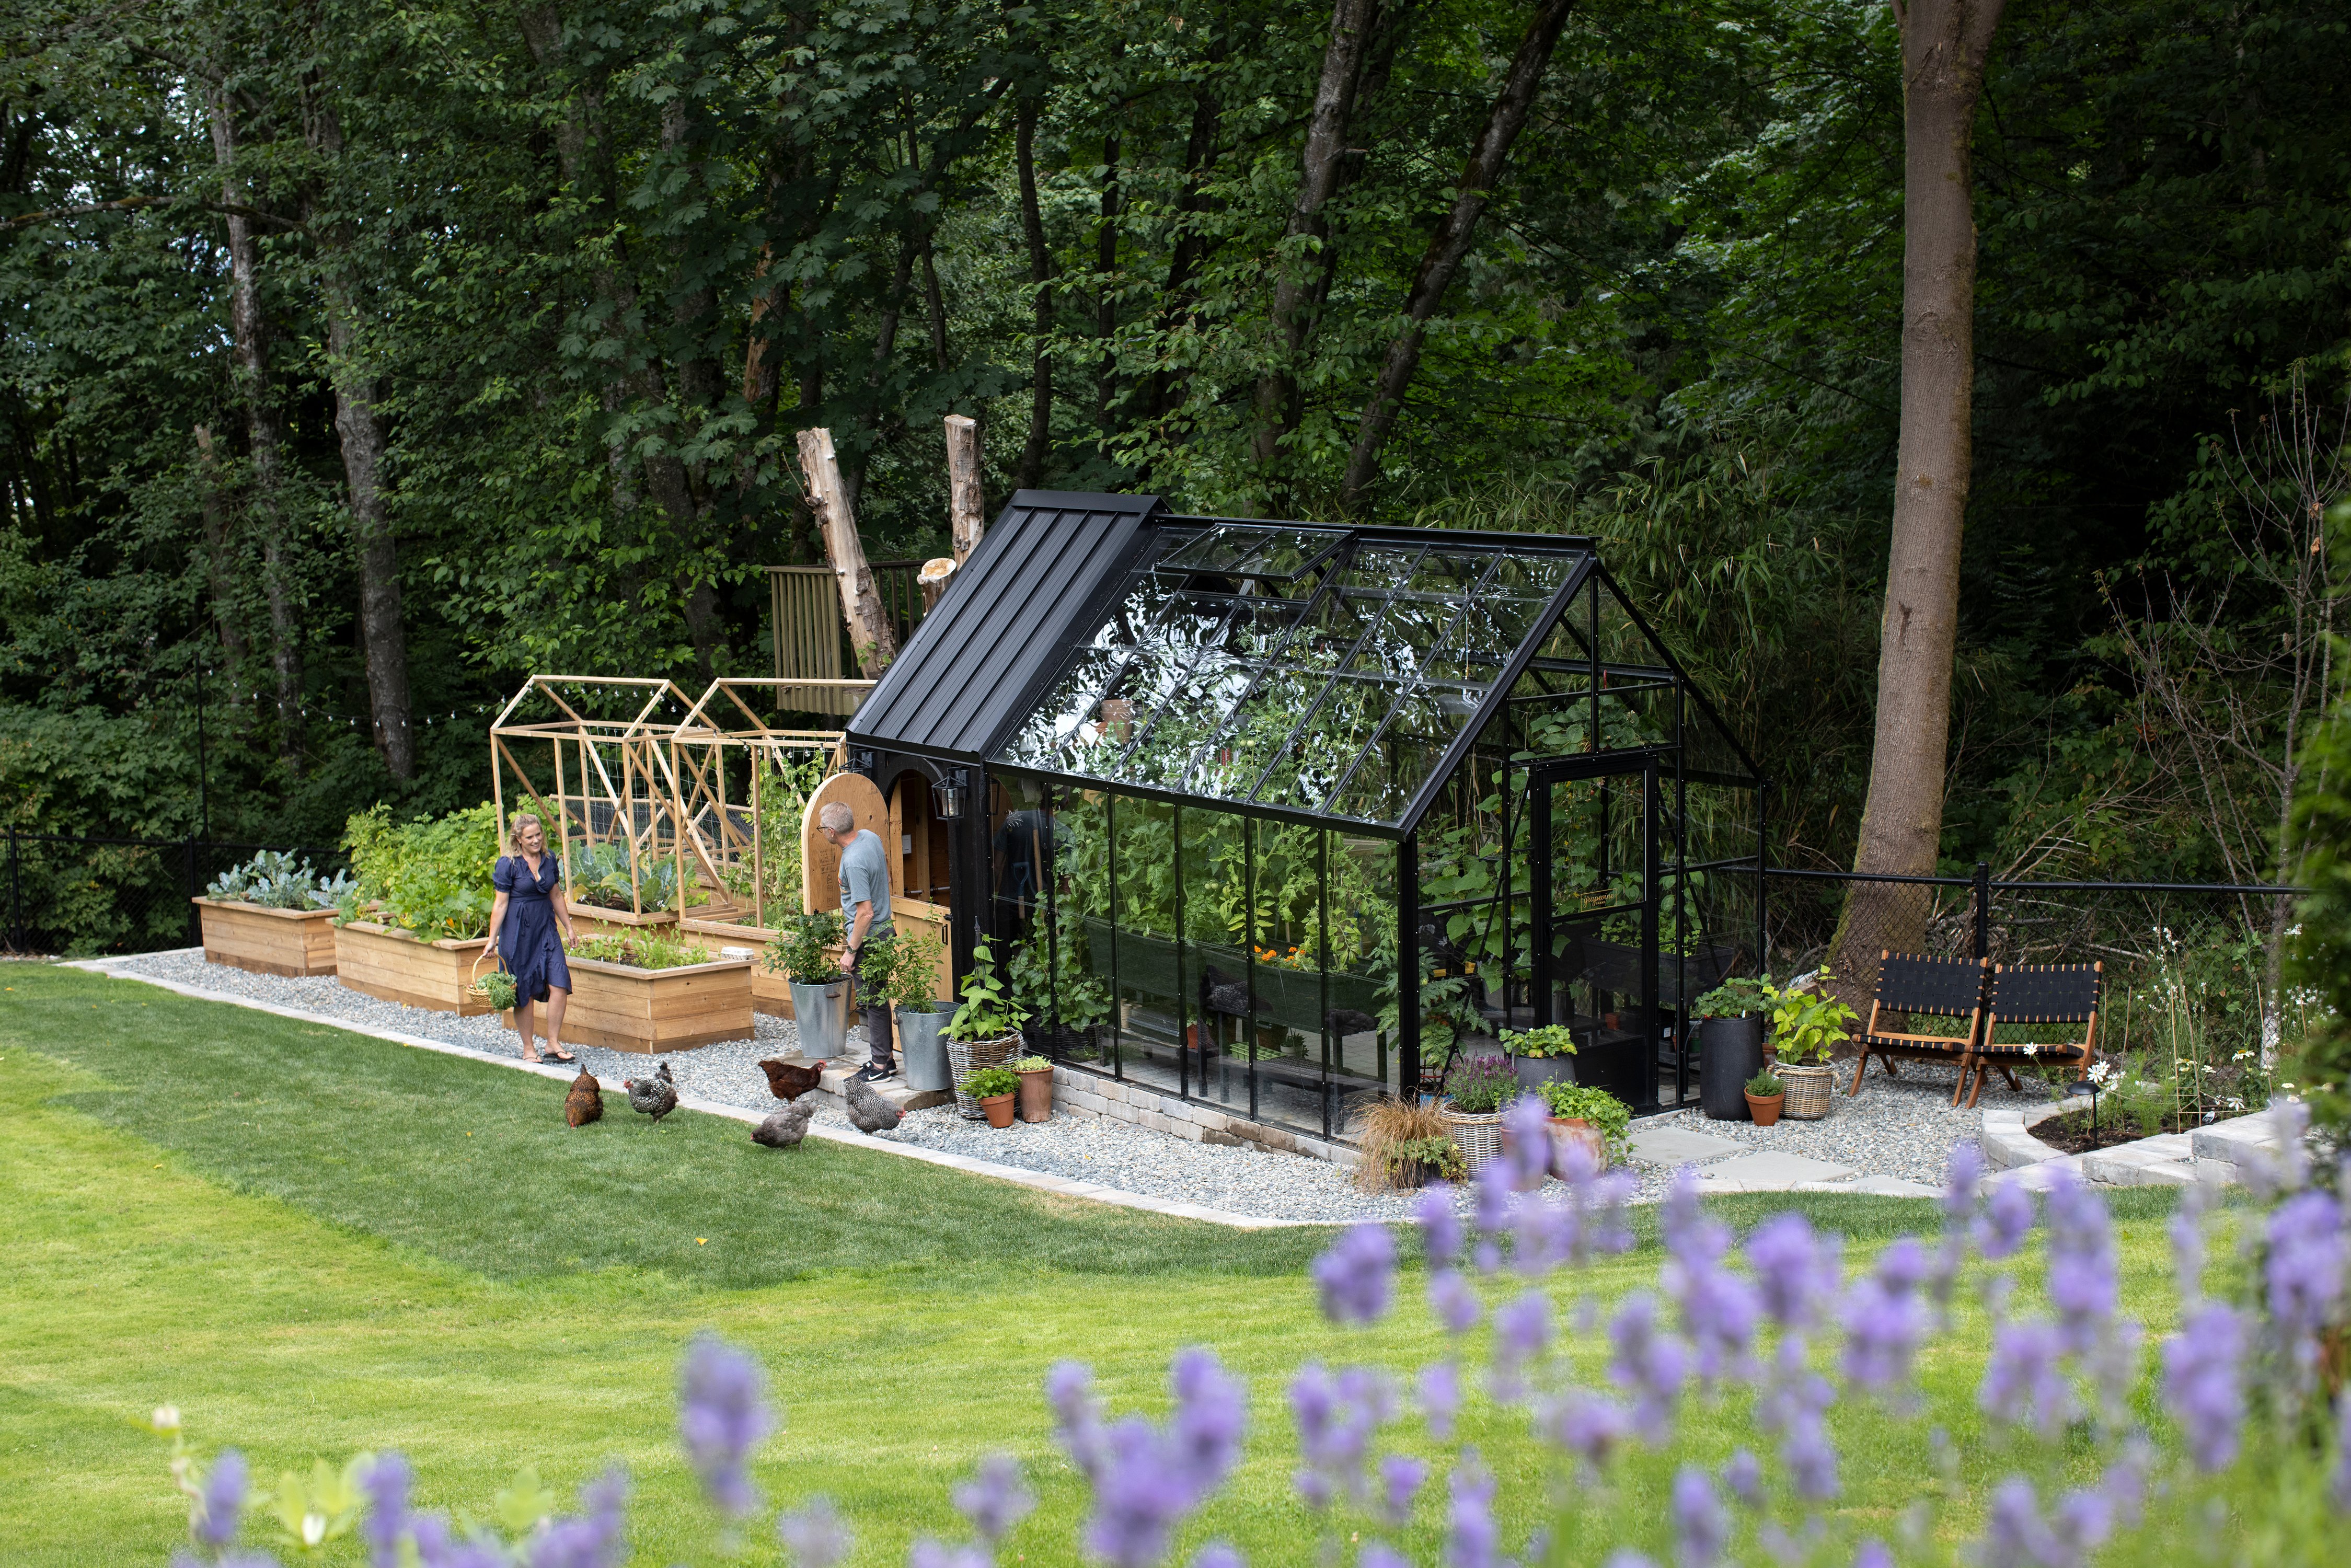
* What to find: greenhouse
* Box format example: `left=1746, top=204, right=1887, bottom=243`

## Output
left=843, top=490, right=1767, bottom=1146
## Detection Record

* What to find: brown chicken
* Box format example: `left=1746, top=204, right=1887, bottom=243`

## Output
left=563, top=1068, right=604, bottom=1127
left=756, top=1057, right=824, bottom=1103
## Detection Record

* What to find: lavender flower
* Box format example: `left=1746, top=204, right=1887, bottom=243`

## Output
left=529, top=1469, right=628, bottom=1568
left=1535, top=1388, right=1632, bottom=1471
left=1606, top=1553, right=1659, bottom=1568
left=954, top=1454, right=1034, bottom=1542
left=1758, top=1339, right=1839, bottom=1503
left=1978, top=1319, right=2073, bottom=1437
left=1359, top=1544, right=1410, bottom=1568
left=1852, top=1540, right=1894, bottom=1568
left=1503, top=1094, right=1553, bottom=1191
left=1420, top=1360, right=1463, bottom=1439
left=1473, top=1164, right=1513, bottom=1272
left=1429, top=1269, right=1481, bottom=1334
left=1607, top=1292, right=1690, bottom=1438
left=1671, top=1465, right=1728, bottom=1568
left=1292, top=1363, right=1393, bottom=1509
left=2042, top=1174, right=2118, bottom=1355
left=196, top=1448, right=249, bottom=1547
left=1976, top=1182, right=2036, bottom=1262
left=1492, top=1289, right=1553, bottom=1399
left=1663, top=1173, right=1759, bottom=1381
left=1418, top=1184, right=1463, bottom=1267
left=1782, top=1409, right=1840, bottom=1504
left=360, top=1452, right=411, bottom=1568
left=677, top=1333, right=774, bottom=1517
left=1446, top=1451, right=1503, bottom=1568
left=2048, top=1484, right=2115, bottom=1567
left=2264, top=1190, right=2346, bottom=1361
left=1747, top=1214, right=1841, bottom=1333
left=778, top=1495, right=852, bottom=1568
left=1191, top=1545, right=1246, bottom=1568
left=1942, top=1143, right=1984, bottom=1224
left=2169, top=1181, right=2211, bottom=1308
left=1378, top=1453, right=1428, bottom=1528
left=1514, top=1191, right=1576, bottom=1276
left=1168, top=1348, right=1248, bottom=1503
left=1048, top=1362, right=1108, bottom=1480
left=1720, top=1449, right=1764, bottom=1508
left=2161, top=1302, right=2244, bottom=1471
left=1979, top=1478, right=2053, bottom=1568
left=908, top=1540, right=990, bottom=1568
left=1840, top=1239, right=1929, bottom=1398
left=1087, top=1414, right=1195, bottom=1568
left=1313, top=1222, right=1399, bottom=1325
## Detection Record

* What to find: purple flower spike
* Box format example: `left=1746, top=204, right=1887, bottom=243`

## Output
left=1417, top=1183, right=1463, bottom=1267
left=1378, top=1452, right=1428, bottom=1527
left=1942, top=1143, right=1984, bottom=1223
left=1446, top=1451, right=1503, bottom=1568
left=1314, top=1222, right=1399, bottom=1325
left=1840, top=1240, right=1930, bottom=1398
left=1088, top=1415, right=1194, bottom=1568
left=2042, top=1174, right=2118, bottom=1354
left=677, top=1333, right=774, bottom=1518
left=1048, top=1362, right=1107, bottom=1481
left=1607, top=1292, right=1689, bottom=1438
left=1192, top=1545, right=1246, bottom=1568
left=1536, top=1388, right=1632, bottom=1471
left=1494, top=1289, right=1553, bottom=1389
left=1978, top=1319, right=2074, bottom=1437
left=1473, top=1164, right=1514, bottom=1253
left=1720, top=1449, right=1764, bottom=1508
left=1359, top=1544, right=1410, bottom=1568
left=1420, top=1360, right=1463, bottom=1439
left=777, top=1495, right=852, bottom=1568
left=2265, top=1191, right=2345, bottom=1354
left=954, top=1453, right=1034, bottom=1543
left=1851, top=1540, right=1894, bottom=1568
left=1504, top=1094, right=1553, bottom=1189
left=1169, top=1347, right=1248, bottom=1503
left=1976, top=1181, right=2036, bottom=1261
left=1605, top=1552, right=1660, bottom=1568
left=196, top=1448, right=249, bottom=1547
left=1671, top=1465, right=1728, bottom=1568
left=1292, top=1363, right=1392, bottom=1510
left=529, top=1468, right=628, bottom=1568
left=1783, top=1409, right=1840, bottom=1503
left=908, top=1540, right=990, bottom=1568
left=2169, top=1182, right=2211, bottom=1308
left=1430, top=1268, right=1481, bottom=1334
left=1747, top=1214, right=1841, bottom=1333
left=359, top=1452, right=411, bottom=1568
left=2161, top=1302, right=2244, bottom=1472
left=1980, top=1478, right=2053, bottom=1568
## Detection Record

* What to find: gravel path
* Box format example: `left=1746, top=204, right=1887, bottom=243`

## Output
left=107, top=951, right=2008, bottom=1217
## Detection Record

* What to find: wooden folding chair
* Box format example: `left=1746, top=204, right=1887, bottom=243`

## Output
left=1959, top=961, right=2101, bottom=1110
left=1849, top=950, right=1992, bottom=1104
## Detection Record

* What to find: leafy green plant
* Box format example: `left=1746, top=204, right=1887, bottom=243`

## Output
left=1692, top=975, right=1776, bottom=1020
left=1013, top=1056, right=1051, bottom=1073
left=878, top=929, right=950, bottom=1011
left=1536, top=1079, right=1631, bottom=1165
left=960, top=1066, right=1020, bottom=1099
left=569, top=930, right=705, bottom=970
left=1390, top=1135, right=1467, bottom=1183
left=714, top=752, right=830, bottom=919
left=1746, top=1069, right=1784, bottom=1097
left=340, top=803, right=501, bottom=940
left=762, top=909, right=846, bottom=983
left=206, top=850, right=354, bottom=910
left=1007, top=914, right=1113, bottom=1033
left=1499, top=1023, right=1577, bottom=1058
left=1444, top=1054, right=1517, bottom=1115
left=567, top=839, right=683, bottom=912
left=471, top=967, right=520, bottom=1012
left=949, top=939, right=1031, bottom=1042
left=1769, top=971, right=1859, bottom=1065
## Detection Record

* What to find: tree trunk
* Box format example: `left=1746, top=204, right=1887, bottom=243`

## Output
left=1097, top=122, right=1121, bottom=441
left=1339, top=0, right=1575, bottom=510
left=207, top=85, right=304, bottom=771
left=946, top=413, right=986, bottom=564
left=799, top=427, right=899, bottom=676
left=1835, top=0, right=2006, bottom=977
left=190, top=422, right=249, bottom=702
left=1013, top=95, right=1055, bottom=491
left=1249, top=0, right=1380, bottom=476
left=1145, top=79, right=1224, bottom=426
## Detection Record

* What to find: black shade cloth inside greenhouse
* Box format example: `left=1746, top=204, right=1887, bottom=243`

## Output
left=845, top=491, right=1767, bottom=1144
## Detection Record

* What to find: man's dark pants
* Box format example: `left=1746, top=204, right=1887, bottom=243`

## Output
left=851, top=935, right=894, bottom=1071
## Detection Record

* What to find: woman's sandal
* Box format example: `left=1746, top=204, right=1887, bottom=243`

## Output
left=543, top=1050, right=578, bottom=1066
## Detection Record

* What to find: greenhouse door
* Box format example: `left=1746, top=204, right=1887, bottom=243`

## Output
left=1528, top=754, right=1663, bottom=1114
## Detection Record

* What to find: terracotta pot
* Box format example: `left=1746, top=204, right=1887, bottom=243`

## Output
left=1745, top=1092, right=1784, bottom=1127
left=979, top=1092, right=1017, bottom=1129
left=1548, top=1115, right=1606, bottom=1175
left=1016, top=1066, right=1054, bottom=1123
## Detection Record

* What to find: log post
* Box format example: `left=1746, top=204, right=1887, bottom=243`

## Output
left=797, top=426, right=900, bottom=677
left=945, top=413, right=986, bottom=566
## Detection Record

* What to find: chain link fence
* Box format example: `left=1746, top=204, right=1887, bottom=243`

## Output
left=3, top=833, right=348, bottom=959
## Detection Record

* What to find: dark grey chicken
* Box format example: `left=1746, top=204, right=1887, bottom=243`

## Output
left=843, top=1073, right=903, bottom=1134
left=1199, top=964, right=1253, bottom=1018
left=625, top=1060, right=677, bottom=1122
left=752, top=1098, right=816, bottom=1150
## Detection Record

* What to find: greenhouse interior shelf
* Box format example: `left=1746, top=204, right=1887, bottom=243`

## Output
left=843, top=490, right=1768, bottom=1146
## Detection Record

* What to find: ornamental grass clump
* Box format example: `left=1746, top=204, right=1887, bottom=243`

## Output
left=153, top=1100, right=2351, bottom=1568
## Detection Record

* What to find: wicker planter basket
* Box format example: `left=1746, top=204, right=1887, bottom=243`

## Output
left=1442, top=1106, right=1504, bottom=1173
left=946, top=1032, right=1022, bottom=1119
left=1779, top=1062, right=1836, bottom=1120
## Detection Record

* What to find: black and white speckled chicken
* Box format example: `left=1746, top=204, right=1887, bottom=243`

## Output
left=752, top=1098, right=816, bottom=1150
left=625, top=1060, right=677, bottom=1122
left=843, top=1073, right=903, bottom=1134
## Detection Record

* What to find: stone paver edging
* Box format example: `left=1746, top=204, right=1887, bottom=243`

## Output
left=1979, top=1093, right=2287, bottom=1191
left=61, top=955, right=1326, bottom=1231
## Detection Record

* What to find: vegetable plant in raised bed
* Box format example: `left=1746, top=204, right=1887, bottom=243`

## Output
left=558, top=932, right=754, bottom=1055
left=564, top=839, right=685, bottom=930
left=194, top=851, right=355, bottom=976
left=332, top=804, right=501, bottom=1012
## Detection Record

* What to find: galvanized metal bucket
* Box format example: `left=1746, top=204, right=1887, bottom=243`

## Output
left=896, top=1005, right=956, bottom=1092
left=788, top=979, right=850, bottom=1059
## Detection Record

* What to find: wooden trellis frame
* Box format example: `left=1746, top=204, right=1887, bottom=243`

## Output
left=669, top=678, right=863, bottom=931
left=487, top=676, right=711, bottom=920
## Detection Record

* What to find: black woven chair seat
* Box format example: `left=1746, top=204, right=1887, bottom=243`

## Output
left=1962, top=961, right=2102, bottom=1108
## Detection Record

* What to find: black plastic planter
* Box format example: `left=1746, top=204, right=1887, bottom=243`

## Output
left=1698, top=1014, right=1766, bottom=1120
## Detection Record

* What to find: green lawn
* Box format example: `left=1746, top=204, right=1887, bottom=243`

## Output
left=0, top=961, right=2279, bottom=1567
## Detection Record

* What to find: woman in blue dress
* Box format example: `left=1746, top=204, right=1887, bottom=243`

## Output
left=487, top=813, right=579, bottom=1064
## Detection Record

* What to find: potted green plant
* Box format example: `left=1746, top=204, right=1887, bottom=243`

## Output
left=1012, top=1055, right=1055, bottom=1123
left=1439, top=1054, right=1516, bottom=1173
left=960, top=1065, right=1022, bottom=1129
left=1767, top=971, right=1858, bottom=1120
left=763, top=909, right=848, bottom=1059
left=1691, top=974, right=1776, bottom=1122
left=1744, top=1069, right=1786, bottom=1127
left=1390, top=1136, right=1467, bottom=1190
left=194, top=851, right=356, bottom=977
left=1537, top=1079, right=1632, bottom=1171
left=878, top=930, right=955, bottom=1096
left=1499, top=1023, right=1578, bottom=1093
left=945, top=940, right=1031, bottom=1121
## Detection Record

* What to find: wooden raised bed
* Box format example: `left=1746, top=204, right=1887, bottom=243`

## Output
left=567, top=902, right=682, bottom=940
left=193, top=897, right=340, bottom=977
left=679, top=915, right=793, bottom=1018
left=333, top=920, right=495, bottom=1014
left=548, top=953, right=755, bottom=1054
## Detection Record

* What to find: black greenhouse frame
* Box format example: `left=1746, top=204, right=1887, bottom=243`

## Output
left=842, top=491, right=1767, bottom=1145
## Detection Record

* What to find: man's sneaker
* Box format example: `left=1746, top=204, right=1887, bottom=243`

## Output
left=853, top=1062, right=897, bottom=1083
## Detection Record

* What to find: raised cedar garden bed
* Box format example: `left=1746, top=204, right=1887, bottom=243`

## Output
left=678, top=915, right=794, bottom=1017
left=192, top=897, right=340, bottom=977
left=567, top=902, right=683, bottom=940
left=538, top=952, right=755, bottom=1054
left=332, top=920, right=494, bottom=1014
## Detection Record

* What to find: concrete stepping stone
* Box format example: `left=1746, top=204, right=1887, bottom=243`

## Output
left=1692, top=1150, right=1858, bottom=1192
left=1629, top=1124, right=1745, bottom=1167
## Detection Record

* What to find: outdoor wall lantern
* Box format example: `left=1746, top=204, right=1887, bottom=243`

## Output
left=930, top=768, right=970, bottom=822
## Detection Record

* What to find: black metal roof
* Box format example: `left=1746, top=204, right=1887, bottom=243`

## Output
left=846, top=490, right=1166, bottom=763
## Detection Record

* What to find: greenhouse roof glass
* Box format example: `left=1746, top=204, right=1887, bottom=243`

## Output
left=844, top=490, right=1754, bottom=835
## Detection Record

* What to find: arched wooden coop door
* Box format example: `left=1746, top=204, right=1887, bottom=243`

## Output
left=798, top=770, right=954, bottom=1006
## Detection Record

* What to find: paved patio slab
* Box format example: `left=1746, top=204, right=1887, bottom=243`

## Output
left=1628, top=1124, right=1745, bottom=1167
left=1693, top=1150, right=1858, bottom=1192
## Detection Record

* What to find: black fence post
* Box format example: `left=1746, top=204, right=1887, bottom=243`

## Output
left=186, top=837, right=200, bottom=947
left=6, top=826, right=17, bottom=952
left=1973, top=861, right=1990, bottom=960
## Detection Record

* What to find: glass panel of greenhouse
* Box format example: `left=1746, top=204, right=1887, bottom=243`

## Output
left=843, top=492, right=1767, bottom=1144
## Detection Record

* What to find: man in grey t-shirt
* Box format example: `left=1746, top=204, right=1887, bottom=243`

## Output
left=820, top=801, right=897, bottom=1081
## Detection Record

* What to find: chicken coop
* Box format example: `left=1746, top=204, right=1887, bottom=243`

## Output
left=840, top=491, right=1768, bottom=1147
